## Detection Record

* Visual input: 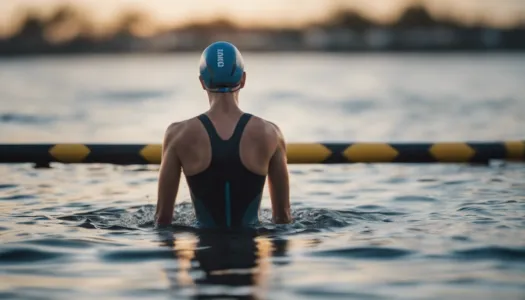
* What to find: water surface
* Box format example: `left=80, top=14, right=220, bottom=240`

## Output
left=1, top=53, right=525, bottom=300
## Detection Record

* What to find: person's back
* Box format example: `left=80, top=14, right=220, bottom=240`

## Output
left=155, top=41, right=291, bottom=228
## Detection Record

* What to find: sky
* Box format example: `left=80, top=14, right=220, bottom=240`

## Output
left=1, top=0, right=524, bottom=36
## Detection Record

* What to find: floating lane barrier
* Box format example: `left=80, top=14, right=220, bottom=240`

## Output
left=0, top=142, right=523, bottom=165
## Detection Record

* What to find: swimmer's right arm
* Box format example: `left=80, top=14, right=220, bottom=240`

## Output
left=155, top=123, right=182, bottom=226
left=267, top=124, right=292, bottom=224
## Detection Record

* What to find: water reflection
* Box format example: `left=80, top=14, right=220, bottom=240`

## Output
left=159, top=230, right=289, bottom=299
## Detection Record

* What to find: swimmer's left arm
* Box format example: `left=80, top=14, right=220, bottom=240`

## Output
left=155, top=123, right=182, bottom=226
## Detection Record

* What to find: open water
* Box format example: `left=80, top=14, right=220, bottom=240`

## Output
left=0, top=53, right=524, bottom=300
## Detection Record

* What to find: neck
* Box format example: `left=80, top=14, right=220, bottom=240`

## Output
left=208, top=92, right=242, bottom=115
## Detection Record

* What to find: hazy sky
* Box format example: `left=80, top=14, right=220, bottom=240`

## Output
left=1, top=0, right=525, bottom=35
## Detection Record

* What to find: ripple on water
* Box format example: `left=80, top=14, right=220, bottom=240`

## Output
left=0, top=194, right=36, bottom=201
left=307, top=191, right=332, bottom=196
left=290, top=169, right=306, bottom=175
left=380, top=177, right=406, bottom=184
left=291, top=209, right=354, bottom=229
left=354, top=205, right=407, bottom=216
left=0, top=184, right=18, bottom=189
left=444, top=180, right=472, bottom=185
left=451, top=246, right=525, bottom=262
left=0, top=113, right=57, bottom=125
left=296, top=287, right=386, bottom=300
left=472, top=218, right=499, bottom=225
left=64, top=202, right=92, bottom=209
left=52, top=203, right=394, bottom=235
left=0, top=247, right=67, bottom=264
left=56, top=215, right=85, bottom=222
left=392, top=195, right=437, bottom=203
left=309, top=247, right=414, bottom=260
left=417, top=177, right=438, bottom=182
left=354, top=205, right=384, bottom=211
left=100, top=248, right=175, bottom=263
left=334, top=194, right=357, bottom=200
left=450, top=235, right=471, bottom=242
left=17, top=238, right=102, bottom=249
left=77, top=219, right=96, bottom=229
left=311, top=178, right=348, bottom=185
left=457, top=206, right=495, bottom=217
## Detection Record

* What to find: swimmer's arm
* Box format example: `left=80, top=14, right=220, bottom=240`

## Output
left=155, top=124, right=182, bottom=226
left=267, top=124, right=292, bottom=224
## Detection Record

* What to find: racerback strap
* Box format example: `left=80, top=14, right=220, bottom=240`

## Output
left=198, top=113, right=252, bottom=145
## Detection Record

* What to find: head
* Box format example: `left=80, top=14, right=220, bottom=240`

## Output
left=199, top=41, right=246, bottom=95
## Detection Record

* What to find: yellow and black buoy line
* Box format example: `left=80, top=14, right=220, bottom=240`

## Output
left=0, top=141, right=523, bottom=166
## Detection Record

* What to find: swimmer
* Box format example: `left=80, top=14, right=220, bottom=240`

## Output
left=155, top=41, right=291, bottom=228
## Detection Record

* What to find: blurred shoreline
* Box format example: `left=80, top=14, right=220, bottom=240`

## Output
left=1, top=5, right=524, bottom=56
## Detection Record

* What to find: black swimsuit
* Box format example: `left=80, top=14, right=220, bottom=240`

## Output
left=185, top=113, right=266, bottom=229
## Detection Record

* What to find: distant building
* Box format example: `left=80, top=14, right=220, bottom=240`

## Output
left=482, top=29, right=502, bottom=48
left=364, top=28, right=394, bottom=50
left=303, top=27, right=330, bottom=50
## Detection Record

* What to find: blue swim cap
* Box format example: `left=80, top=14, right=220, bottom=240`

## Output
left=199, top=41, right=245, bottom=93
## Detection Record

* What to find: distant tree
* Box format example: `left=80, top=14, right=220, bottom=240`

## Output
left=12, top=10, right=46, bottom=41
left=46, top=6, right=78, bottom=26
left=43, top=5, right=86, bottom=43
left=4, top=9, right=50, bottom=54
left=114, top=9, right=155, bottom=37
left=184, top=18, right=238, bottom=32
left=394, top=5, right=438, bottom=28
left=208, top=19, right=237, bottom=30
left=326, top=10, right=374, bottom=30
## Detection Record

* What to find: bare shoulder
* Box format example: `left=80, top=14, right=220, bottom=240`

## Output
left=248, top=115, right=285, bottom=144
left=164, top=121, right=182, bottom=143
left=266, top=120, right=285, bottom=140
left=163, top=117, right=201, bottom=146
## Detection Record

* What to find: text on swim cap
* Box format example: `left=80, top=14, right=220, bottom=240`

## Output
left=217, top=49, right=224, bottom=68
